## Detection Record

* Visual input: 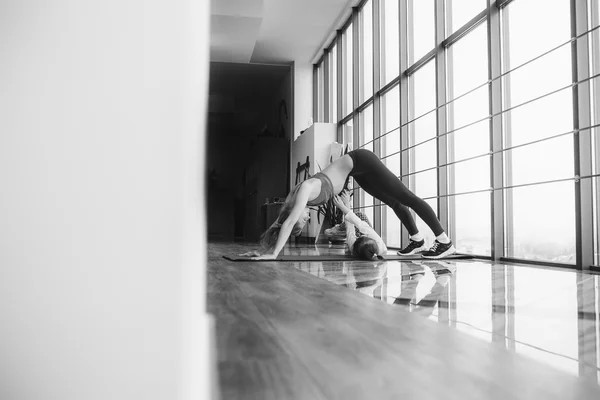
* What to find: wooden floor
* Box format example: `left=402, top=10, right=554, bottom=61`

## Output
left=207, top=242, right=600, bottom=400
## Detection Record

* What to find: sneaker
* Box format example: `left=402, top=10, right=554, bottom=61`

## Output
left=421, top=240, right=456, bottom=259
left=424, top=261, right=457, bottom=276
left=397, top=239, right=427, bottom=256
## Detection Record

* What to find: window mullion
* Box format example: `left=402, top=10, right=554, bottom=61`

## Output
left=399, top=0, right=410, bottom=247
left=373, top=0, right=382, bottom=233
left=353, top=7, right=360, bottom=210
left=435, top=0, right=450, bottom=238
left=337, top=30, right=344, bottom=143
left=571, top=0, right=594, bottom=270
left=324, top=50, right=330, bottom=122
left=489, top=0, right=505, bottom=261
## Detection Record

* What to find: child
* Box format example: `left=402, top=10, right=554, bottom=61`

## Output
left=333, top=192, right=387, bottom=260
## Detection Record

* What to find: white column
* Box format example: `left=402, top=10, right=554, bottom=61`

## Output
left=293, top=62, right=314, bottom=140
left=0, top=1, right=211, bottom=399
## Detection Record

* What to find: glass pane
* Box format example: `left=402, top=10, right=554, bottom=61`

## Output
left=592, top=0, right=600, bottom=30
left=453, top=192, right=491, bottom=255
left=408, top=111, right=436, bottom=146
left=359, top=105, right=374, bottom=147
left=411, top=169, right=437, bottom=200
left=506, top=136, right=573, bottom=187
left=407, top=113, right=437, bottom=175
left=503, top=46, right=572, bottom=109
left=408, top=61, right=436, bottom=178
left=504, top=90, right=573, bottom=148
left=446, top=0, right=486, bottom=37
left=408, top=0, right=435, bottom=65
left=410, top=61, right=436, bottom=117
left=449, top=120, right=489, bottom=163
left=382, top=130, right=400, bottom=157
left=448, top=86, right=489, bottom=133
left=506, top=181, right=576, bottom=263
left=411, top=140, right=436, bottom=174
left=450, top=156, right=490, bottom=194
left=447, top=22, right=488, bottom=101
left=446, top=21, right=489, bottom=202
left=360, top=188, right=374, bottom=209
left=383, top=152, right=401, bottom=178
left=380, top=0, right=399, bottom=86
left=503, top=0, right=571, bottom=69
left=383, top=205, right=401, bottom=247
left=343, top=23, right=354, bottom=117
left=360, top=0, right=373, bottom=102
left=382, top=85, right=400, bottom=135
left=330, top=44, right=338, bottom=123
left=343, top=120, right=354, bottom=150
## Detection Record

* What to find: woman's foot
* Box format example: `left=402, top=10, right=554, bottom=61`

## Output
left=421, top=240, right=456, bottom=259
left=397, top=239, right=427, bottom=255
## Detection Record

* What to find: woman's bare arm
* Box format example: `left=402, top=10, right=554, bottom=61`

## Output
left=250, top=182, right=314, bottom=260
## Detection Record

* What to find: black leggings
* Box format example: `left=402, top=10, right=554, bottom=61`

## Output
left=347, top=149, right=444, bottom=236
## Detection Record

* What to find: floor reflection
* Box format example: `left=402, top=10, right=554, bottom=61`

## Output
left=288, top=243, right=600, bottom=385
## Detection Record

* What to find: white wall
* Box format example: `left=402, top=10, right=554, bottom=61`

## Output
left=0, top=1, right=210, bottom=399
left=292, top=62, right=314, bottom=140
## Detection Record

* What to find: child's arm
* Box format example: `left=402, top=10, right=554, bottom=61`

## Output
left=343, top=211, right=387, bottom=254
left=333, top=194, right=357, bottom=251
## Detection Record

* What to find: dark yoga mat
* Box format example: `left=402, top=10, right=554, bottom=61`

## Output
left=223, top=253, right=474, bottom=262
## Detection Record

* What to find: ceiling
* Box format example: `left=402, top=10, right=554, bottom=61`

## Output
left=209, top=62, right=290, bottom=96
left=210, top=0, right=356, bottom=64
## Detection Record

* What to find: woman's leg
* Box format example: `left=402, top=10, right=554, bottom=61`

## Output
left=356, top=178, right=419, bottom=235
left=350, top=149, right=445, bottom=236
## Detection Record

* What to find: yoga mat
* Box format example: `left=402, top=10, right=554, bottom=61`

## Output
left=223, top=253, right=474, bottom=262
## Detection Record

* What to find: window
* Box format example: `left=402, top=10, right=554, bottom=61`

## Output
left=381, top=85, right=400, bottom=157
left=507, top=182, right=576, bottom=262
left=316, top=61, right=325, bottom=122
left=359, top=104, right=374, bottom=152
left=446, top=21, right=490, bottom=255
left=380, top=0, right=399, bottom=86
left=312, top=0, right=596, bottom=267
left=408, top=0, right=435, bottom=65
left=590, top=0, right=600, bottom=265
left=405, top=61, right=438, bottom=245
left=343, top=23, right=354, bottom=117
left=359, top=0, right=373, bottom=103
left=445, top=0, right=486, bottom=37
left=502, top=0, right=575, bottom=263
left=329, top=44, right=338, bottom=123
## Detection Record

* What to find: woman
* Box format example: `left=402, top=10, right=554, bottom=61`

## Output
left=332, top=192, right=386, bottom=260
left=250, top=148, right=455, bottom=260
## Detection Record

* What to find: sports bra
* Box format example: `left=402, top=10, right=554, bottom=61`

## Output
left=306, top=172, right=335, bottom=207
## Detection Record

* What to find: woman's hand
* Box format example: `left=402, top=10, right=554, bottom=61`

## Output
left=333, top=195, right=350, bottom=214
left=238, top=250, right=261, bottom=257
left=249, top=253, right=278, bottom=260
